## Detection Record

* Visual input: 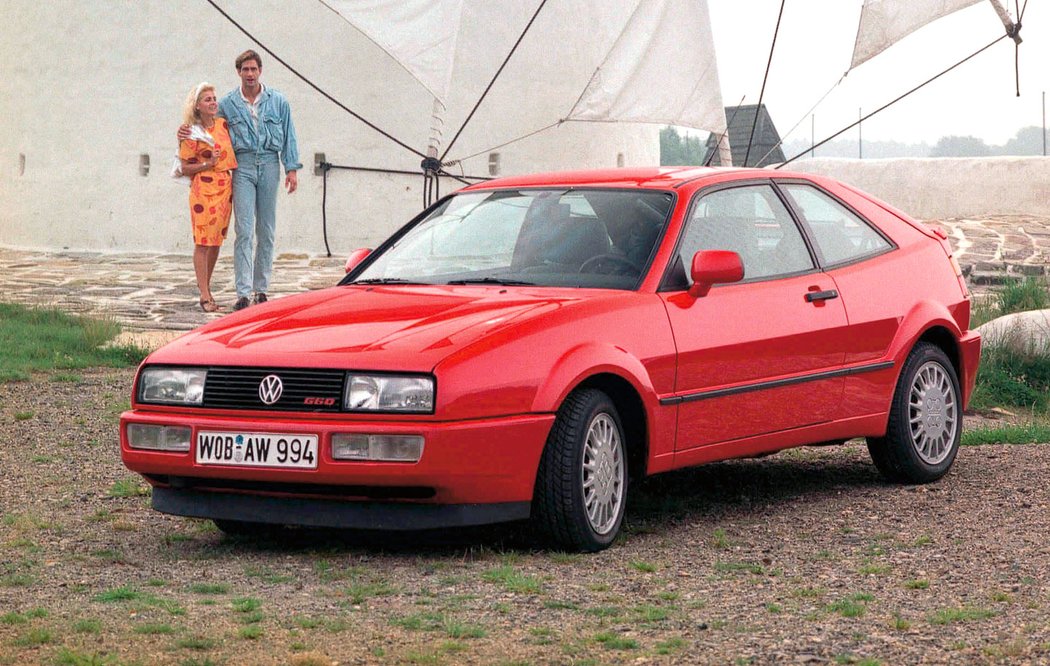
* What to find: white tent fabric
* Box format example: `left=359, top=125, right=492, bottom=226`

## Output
left=566, top=0, right=730, bottom=164
left=319, top=0, right=731, bottom=163
left=850, top=0, right=984, bottom=70
left=320, top=0, right=464, bottom=103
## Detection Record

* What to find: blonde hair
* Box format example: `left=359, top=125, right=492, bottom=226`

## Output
left=181, top=82, right=215, bottom=126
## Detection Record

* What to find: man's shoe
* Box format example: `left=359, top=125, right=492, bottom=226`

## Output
left=253, top=293, right=268, bottom=305
left=233, top=297, right=251, bottom=311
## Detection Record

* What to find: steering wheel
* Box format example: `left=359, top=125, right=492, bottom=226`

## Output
left=578, top=253, right=643, bottom=275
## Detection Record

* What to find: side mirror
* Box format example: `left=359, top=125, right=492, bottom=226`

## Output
left=688, top=250, right=744, bottom=298
left=344, top=248, right=372, bottom=274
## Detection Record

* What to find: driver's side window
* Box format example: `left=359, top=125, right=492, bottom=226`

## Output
left=673, top=185, right=813, bottom=286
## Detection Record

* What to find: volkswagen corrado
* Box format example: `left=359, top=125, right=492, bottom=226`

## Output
left=120, top=167, right=980, bottom=551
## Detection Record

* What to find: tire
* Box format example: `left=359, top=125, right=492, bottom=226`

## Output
left=532, top=388, right=628, bottom=552
left=867, top=343, right=962, bottom=483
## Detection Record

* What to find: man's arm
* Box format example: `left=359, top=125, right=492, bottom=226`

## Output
left=279, top=97, right=302, bottom=193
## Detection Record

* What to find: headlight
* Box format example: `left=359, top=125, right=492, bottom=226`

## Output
left=138, top=367, right=207, bottom=405
left=343, top=374, right=434, bottom=413
left=127, top=424, right=192, bottom=452
left=331, top=434, right=424, bottom=462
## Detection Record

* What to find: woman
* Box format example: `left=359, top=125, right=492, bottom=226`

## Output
left=179, top=82, right=237, bottom=312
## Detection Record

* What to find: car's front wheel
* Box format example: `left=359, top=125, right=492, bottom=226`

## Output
left=533, top=388, right=627, bottom=552
left=867, top=342, right=961, bottom=483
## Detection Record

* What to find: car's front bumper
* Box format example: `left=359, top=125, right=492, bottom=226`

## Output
left=120, top=409, right=554, bottom=528
left=152, top=486, right=531, bottom=529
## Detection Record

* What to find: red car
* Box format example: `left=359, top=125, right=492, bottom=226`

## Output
left=120, top=167, right=980, bottom=551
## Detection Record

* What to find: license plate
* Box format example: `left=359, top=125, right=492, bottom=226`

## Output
left=196, top=431, right=318, bottom=469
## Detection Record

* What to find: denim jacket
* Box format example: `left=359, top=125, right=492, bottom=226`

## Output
left=218, top=86, right=303, bottom=173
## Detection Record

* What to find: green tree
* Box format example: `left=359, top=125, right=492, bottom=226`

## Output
left=999, top=126, right=1048, bottom=156
left=930, top=135, right=990, bottom=157
left=660, top=126, right=709, bottom=166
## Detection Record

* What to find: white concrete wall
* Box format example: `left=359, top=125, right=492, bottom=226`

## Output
left=791, top=157, right=1050, bottom=219
left=0, top=1, right=658, bottom=255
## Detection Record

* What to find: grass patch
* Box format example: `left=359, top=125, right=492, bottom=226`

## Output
left=633, top=605, right=671, bottom=623
left=827, top=594, right=873, bottom=618
left=189, top=583, right=229, bottom=595
left=970, top=340, right=1050, bottom=412
left=481, top=565, right=543, bottom=594
left=12, top=627, right=53, bottom=646
left=714, top=560, right=764, bottom=575
left=232, top=597, right=262, bottom=613
left=443, top=619, right=486, bottom=639
left=175, top=635, right=217, bottom=651
left=52, top=649, right=119, bottom=666
left=344, top=579, right=395, bottom=605
left=92, top=586, right=184, bottom=615
left=94, top=586, right=140, bottom=602
left=107, top=478, right=150, bottom=498
left=238, top=625, right=263, bottom=639
left=972, top=276, right=1049, bottom=328
left=928, top=606, right=997, bottom=625
left=73, top=618, right=102, bottom=634
left=2, top=608, right=47, bottom=625
left=593, top=631, right=639, bottom=650
left=0, top=303, right=148, bottom=382
left=962, top=422, right=1050, bottom=446
left=904, top=579, right=930, bottom=590
left=655, top=637, right=686, bottom=655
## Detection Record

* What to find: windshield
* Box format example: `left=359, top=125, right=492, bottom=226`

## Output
left=350, top=189, right=674, bottom=289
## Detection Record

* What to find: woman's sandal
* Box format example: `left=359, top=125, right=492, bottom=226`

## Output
left=199, top=297, right=220, bottom=313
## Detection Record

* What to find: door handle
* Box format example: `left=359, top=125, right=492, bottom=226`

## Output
left=805, top=289, right=839, bottom=303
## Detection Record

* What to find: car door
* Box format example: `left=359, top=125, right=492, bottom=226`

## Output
left=660, top=182, right=851, bottom=450
left=777, top=181, right=900, bottom=416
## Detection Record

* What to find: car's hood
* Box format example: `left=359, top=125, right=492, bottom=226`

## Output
left=146, top=285, right=583, bottom=371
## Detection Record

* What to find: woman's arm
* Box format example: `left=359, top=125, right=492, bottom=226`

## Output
left=179, top=157, right=217, bottom=176
left=179, top=140, right=217, bottom=176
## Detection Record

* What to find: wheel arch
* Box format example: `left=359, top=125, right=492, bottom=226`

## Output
left=575, top=373, right=650, bottom=481
left=889, top=299, right=965, bottom=387
left=531, top=343, right=659, bottom=481
left=916, top=325, right=961, bottom=377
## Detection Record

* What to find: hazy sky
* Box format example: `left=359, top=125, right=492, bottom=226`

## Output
left=706, top=0, right=1046, bottom=148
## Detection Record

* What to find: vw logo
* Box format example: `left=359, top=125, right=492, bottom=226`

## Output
left=258, top=374, right=284, bottom=405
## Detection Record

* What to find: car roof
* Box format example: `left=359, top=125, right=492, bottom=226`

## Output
left=463, top=166, right=777, bottom=191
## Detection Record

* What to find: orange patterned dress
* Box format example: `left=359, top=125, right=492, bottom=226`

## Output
left=180, top=119, right=238, bottom=246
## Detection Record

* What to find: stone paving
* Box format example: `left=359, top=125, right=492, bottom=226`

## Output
left=0, top=249, right=344, bottom=333
left=936, top=215, right=1050, bottom=286
left=0, top=215, right=1047, bottom=335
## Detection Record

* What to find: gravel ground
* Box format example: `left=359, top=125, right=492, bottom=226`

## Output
left=2, top=369, right=1049, bottom=666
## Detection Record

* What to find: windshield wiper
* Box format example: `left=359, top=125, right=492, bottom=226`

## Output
left=350, top=278, right=427, bottom=285
left=446, top=277, right=536, bottom=286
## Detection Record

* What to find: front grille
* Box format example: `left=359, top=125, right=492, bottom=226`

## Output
left=203, top=367, right=345, bottom=412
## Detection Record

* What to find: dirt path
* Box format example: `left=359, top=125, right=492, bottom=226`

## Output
left=2, top=369, right=1049, bottom=665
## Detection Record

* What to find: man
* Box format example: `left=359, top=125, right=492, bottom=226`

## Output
left=180, top=50, right=301, bottom=310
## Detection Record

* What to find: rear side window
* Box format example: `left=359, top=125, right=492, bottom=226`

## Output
left=780, top=184, right=891, bottom=266
left=671, top=184, right=814, bottom=286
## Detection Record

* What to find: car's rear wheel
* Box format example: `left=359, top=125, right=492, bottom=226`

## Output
left=533, top=388, right=627, bottom=552
left=867, top=343, right=961, bottom=483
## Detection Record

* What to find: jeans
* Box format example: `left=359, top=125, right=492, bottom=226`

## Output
left=232, top=152, right=280, bottom=298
